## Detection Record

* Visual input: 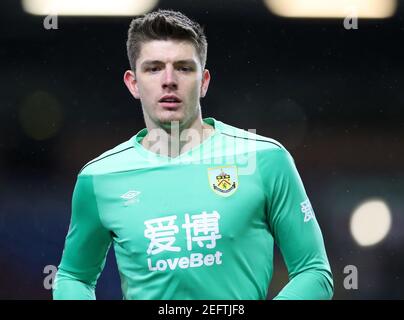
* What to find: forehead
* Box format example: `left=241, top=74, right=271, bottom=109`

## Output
left=137, top=40, right=199, bottom=65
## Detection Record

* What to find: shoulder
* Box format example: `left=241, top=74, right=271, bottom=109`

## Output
left=78, top=137, right=136, bottom=176
left=214, top=119, right=298, bottom=173
left=217, top=119, right=289, bottom=155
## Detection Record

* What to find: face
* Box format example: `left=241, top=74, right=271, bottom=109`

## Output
left=124, top=39, right=210, bottom=130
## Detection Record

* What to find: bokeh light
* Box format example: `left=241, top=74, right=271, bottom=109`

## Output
left=22, top=0, right=159, bottom=16
left=264, top=0, right=397, bottom=18
left=350, top=199, right=392, bottom=246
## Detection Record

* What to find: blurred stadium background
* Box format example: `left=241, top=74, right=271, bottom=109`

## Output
left=0, top=0, right=403, bottom=299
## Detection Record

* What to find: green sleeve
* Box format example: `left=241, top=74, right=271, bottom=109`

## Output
left=260, top=148, right=334, bottom=300
left=53, top=174, right=112, bottom=300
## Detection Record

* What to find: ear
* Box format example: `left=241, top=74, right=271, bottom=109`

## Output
left=123, top=70, right=140, bottom=99
left=200, top=69, right=211, bottom=98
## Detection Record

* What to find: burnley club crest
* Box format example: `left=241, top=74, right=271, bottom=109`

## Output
left=208, top=166, right=238, bottom=197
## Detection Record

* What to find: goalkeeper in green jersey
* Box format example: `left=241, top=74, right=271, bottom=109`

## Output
left=53, top=9, right=333, bottom=300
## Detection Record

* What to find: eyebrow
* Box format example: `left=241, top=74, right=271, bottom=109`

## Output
left=174, top=60, right=197, bottom=66
left=140, top=60, right=162, bottom=68
left=140, top=59, right=197, bottom=68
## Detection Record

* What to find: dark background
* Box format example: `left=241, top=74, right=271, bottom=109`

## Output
left=0, top=0, right=403, bottom=299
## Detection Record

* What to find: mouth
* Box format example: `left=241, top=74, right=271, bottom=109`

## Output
left=158, top=95, right=182, bottom=109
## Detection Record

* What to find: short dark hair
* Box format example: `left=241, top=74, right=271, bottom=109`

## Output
left=126, top=9, right=208, bottom=72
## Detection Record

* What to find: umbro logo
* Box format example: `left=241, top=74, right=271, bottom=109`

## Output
left=121, top=190, right=141, bottom=206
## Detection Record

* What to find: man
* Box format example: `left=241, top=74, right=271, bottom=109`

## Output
left=53, top=9, right=333, bottom=300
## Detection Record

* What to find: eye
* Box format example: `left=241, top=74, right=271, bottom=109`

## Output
left=178, top=66, right=192, bottom=72
left=147, top=66, right=161, bottom=73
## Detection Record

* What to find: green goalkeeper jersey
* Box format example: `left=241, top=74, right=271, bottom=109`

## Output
left=53, top=117, right=333, bottom=300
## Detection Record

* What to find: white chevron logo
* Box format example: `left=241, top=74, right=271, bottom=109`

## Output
left=121, top=190, right=141, bottom=206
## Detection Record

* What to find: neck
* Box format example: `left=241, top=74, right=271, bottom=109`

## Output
left=141, top=114, right=215, bottom=158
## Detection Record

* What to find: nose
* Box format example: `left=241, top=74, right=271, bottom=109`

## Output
left=162, top=65, right=177, bottom=90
